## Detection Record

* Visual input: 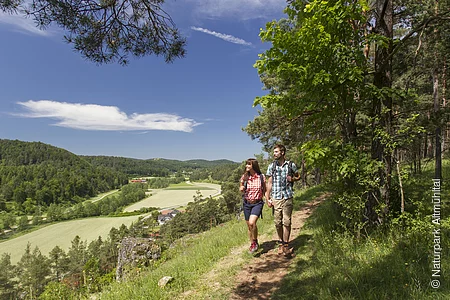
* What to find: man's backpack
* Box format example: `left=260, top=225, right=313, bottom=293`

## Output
left=271, top=160, right=295, bottom=190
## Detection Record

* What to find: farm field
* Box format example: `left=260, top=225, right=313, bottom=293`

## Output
left=0, top=182, right=221, bottom=264
left=124, top=182, right=221, bottom=212
left=0, top=215, right=142, bottom=264
left=88, top=189, right=120, bottom=203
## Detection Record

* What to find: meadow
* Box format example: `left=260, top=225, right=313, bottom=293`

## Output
left=0, top=215, right=140, bottom=264
left=123, top=182, right=220, bottom=212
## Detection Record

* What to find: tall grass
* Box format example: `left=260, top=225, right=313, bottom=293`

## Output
left=271, top=160, right=449, bottom=299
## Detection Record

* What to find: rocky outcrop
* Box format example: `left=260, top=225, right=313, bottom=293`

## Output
left=116, top=237, right=161, bottom=281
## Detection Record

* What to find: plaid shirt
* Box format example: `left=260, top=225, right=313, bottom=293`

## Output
left=266, top=160, right=298, bottom=200
left=241, top=173, right=265, bottom=201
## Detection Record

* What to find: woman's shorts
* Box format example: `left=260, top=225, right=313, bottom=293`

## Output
left=243, top=200, right=264, bottom=221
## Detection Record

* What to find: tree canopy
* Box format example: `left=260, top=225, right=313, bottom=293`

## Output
left=1, top=0, right=186, bottom=65
left=247, top=0, right=450, bottom=232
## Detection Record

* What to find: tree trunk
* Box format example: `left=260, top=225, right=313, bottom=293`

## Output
left=367, top=0, right=393, bottom=226
left=434, top=68, right=442, bottom=180
left=442, top=58, right=447, bottom=154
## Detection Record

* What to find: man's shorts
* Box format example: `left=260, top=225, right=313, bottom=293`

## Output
left=273, top=198, right=293, bottom=227
left=243, top=200, right=264, bottom=221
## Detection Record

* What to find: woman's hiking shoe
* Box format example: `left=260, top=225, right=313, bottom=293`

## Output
left=249, top=240, right=259, bottom=254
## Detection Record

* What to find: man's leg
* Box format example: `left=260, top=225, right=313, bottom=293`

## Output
left=282, top=198, right=294, bottom=255
left=273, top=199, right=284, bottom=241
left=273, top=199, right=286, bottom=254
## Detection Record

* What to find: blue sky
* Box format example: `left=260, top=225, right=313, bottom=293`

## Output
left=0, top=0, right=286, bottom=162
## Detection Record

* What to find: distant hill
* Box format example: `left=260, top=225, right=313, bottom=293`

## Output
left=82, top=156, right=238, bottom=176
left=0, top=139, right=129, bottom=206
left=0, top=139, right=238, bottom=206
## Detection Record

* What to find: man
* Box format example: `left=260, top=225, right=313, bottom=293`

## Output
left=266, top=144, right=300, bottom=256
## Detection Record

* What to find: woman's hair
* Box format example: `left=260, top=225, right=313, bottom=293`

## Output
left=244, top=158, right=262, bottom=175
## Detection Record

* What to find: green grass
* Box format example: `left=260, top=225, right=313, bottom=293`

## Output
left=270, top=201, right=449, bottom=299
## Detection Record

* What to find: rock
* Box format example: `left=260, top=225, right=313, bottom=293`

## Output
left=116, top=237, right=161, bottom=282
left=158, top=276, right=174, bottom=288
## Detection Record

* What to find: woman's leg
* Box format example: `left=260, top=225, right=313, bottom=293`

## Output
left=247, top=214, right=259, bottom=241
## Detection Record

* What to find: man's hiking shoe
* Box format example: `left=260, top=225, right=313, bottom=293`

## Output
left=277, top=243, right=284, bottom=255
left=249, top=240, right=259, bottom=254
left=283, top=244, right=293, bottom=257
left=277, top=243, right=293, bottom=257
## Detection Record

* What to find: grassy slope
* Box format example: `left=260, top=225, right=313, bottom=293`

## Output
left=272, top=160, right=450, bottom=300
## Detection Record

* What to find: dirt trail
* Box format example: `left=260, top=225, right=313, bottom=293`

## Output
left=228, top=195, right=326, bottom=300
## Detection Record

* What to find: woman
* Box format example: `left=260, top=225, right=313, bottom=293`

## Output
left=239, top=158, right=266, bottom=254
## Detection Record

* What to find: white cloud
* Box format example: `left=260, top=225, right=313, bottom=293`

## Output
left=187, top=0, right=286, bottom=20
left=0, top=12, right=53, bottom=36
left=191, top=26, right=252, bottom=45
left=15, top=100, right=201, bottom=132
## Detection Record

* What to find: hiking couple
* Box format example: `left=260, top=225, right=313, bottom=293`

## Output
left=239, top=144, right=300, bottom=255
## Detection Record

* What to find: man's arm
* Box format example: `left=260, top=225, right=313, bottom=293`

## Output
left=266, top=176, right=273, bottom=206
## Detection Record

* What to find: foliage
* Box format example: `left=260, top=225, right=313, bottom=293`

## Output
left=1, top=0, right=186, bottom=65
left=159, top=194, right=230, bottom=243
left=0, top=253, right=17, bottom=299
left=83, top=155, right=238, bottom=177
left=0, top=139, right=128, bottom=210
left=246, top=0, right=450, bottom=232
left=16, top=243, right=51, bottom=298
left=272, top=192, right=449, bottom=299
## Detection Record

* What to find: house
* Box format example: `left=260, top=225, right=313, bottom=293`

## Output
left=157, top=209, right=180, bottom=225
left=130, top=179, right=147, bottom=183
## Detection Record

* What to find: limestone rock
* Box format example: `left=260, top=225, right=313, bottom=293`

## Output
left=158, top=276, right=174, bottom=288
left=116, top=237, right=161, bottom=281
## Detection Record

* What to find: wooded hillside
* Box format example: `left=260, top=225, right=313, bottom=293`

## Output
left=82, top=156, right=237, bottom=177
left=0, top=139, right=129, bottom=207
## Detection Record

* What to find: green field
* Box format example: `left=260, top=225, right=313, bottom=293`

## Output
left=87, top=189, right=120, bottom=203
left=124, top=182, right=221, bottom=212
left=0, top=215, right=142, bottom=264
